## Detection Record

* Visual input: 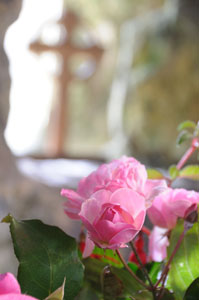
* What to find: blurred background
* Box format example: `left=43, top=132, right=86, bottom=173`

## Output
left=0, top=0, right=198, bottom=274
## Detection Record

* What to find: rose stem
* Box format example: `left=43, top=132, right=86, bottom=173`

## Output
left=116, top=249, right=151, bottom=291
left=176, top=145, right=196, bottom=170
left=130, top=241, right=155, bottom=293
left=157, top=274, right=167, bottom=300
left=154, top=227, right=186, bottom=289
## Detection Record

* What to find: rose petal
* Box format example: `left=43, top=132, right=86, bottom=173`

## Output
left=61, top=189, right=84, bottom=219
left=0, top=295, right=38, bottom=300
left=79, top=190, right=112, bottom=223
left=145, top=179, right=167, bottom=208
left=0, top=273, right=21, bottom=295
left=83, top=234, right=95, bottom=258
left=60, top=189, right=84, bottom=205
left=109, top=188, right=145, bottom=217
left=148, top=227, right=169, bottom=262
left=94, top=220, right=133, bottom=244
left=109, top=227, right=138, bottom=247
left=133, top=210, right=146, bottom=230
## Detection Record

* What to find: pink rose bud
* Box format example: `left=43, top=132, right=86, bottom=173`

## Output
left=147, top=188, right=199, bottom=229
left=0, top=273, right=38, bottom=300
left=79, top=188, right=146, bottom=256
left=61, top=156, right=167, bottom=219
left=184, top=204, right=198, bottom=224
left=148, top=226, right=169, bottom=262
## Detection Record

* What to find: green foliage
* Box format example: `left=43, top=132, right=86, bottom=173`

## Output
left=81, top=259, right=166, bottom=299
left=101, top=266, right=123, bottom=300
left=111, top=267, right=152, bottom=300
left=183, top=277, right=199, bottom=300
left=167, top=220, right=199, bottom=300
left=83, top=258, right=107, bottom=295
left=75, top=283, right=99, bottom=300
left=135, top=262, right=162, bottom=285
left=129, top=290, right=153, bottom=300
left=147, top=262, right=162, bottom=285
left=177, top=121, right=196, bottom=132
left=92, top=246, right=123, bottom=268
left=176, top=120, right=197, bottom=146
left=127, top=262, right=138, bottom=273
left=83, top=258, right=151, bottom=299
left=3, top=215, right=84, bottom=300
left=179, top=165, right=199, bottom=180
left=176, top=130, right=192, bottom=146
left=45, top=279, right=65, bottom=300
left=155, top=289, right=176, bottom=300
left=147, top=169, right=164, bottom=179
left=169, top=165, right=179, bottom=180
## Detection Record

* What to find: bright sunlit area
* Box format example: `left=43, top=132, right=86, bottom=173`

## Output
left=4, top=0, right=63, bottom=156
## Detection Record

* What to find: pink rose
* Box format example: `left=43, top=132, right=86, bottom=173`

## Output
left=148, top=226, right=169, bottom=262
left=0, top=273, right=38, bottom=300
left=61, top=156, right=166, bottom=219
left=147, top=188, right=199, bottom=229
left=79, top=188, right=146, bottom=256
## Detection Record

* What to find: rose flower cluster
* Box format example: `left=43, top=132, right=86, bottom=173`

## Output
left=61, top=156, right=199, bottom=261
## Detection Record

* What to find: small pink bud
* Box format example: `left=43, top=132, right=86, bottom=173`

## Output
left=147, top=188, right=199, bottom=229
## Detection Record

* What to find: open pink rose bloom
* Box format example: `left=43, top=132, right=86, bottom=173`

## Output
left=61, top=156, right=167, bottom=256
left=0, top=273, right=38, bottom=300
left=61, top=156, right=167, bottom=219
left=79, top=188, right=146, bottom=255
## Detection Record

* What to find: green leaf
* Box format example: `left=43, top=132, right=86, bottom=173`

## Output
left=75, top=283, right=99, bottom=300
left=176, top=130, right=192, bottom=145
left=83, top=258, right=150, bottom=299
left=83, top=258, right=107, bottom=295
left=120, top=288, right=175, bottom=300
left=183, top=277, right=199, bottom=300
left=4, top=216, right=84, bottom=300
left=167, top=220, right=199, bottom=300
left=147, top=169, right=164, bottom=180
left=45, top=279, right=65, bottom=300
left=134, top=262, right=162, bottom=286
left=116, top=298, right=133, bottom=300
left=179, top=165, right=199, bottom=180
left=155, top=289, right=176, bottom=300
left=127, top=262, right=138, bottom=273
left=92, top=246, right=123, bottom=268
left=111, top=267, right=151, bottom=299
left=169, top=165, right=180, bottom=180
left=177, top=121, right=196, bottom=132
left=101, top=266, right=123, bottom=300
left=147, top=262, right=162, bottom=285
left=130, top=290, right=153, bottom=300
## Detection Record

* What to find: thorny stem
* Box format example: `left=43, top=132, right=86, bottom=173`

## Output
left=130, top=241, right=156, bottom=299
left=176, top=146, right=196, bottom=170
left=116, top=249, right=151, bottom=291
left=155, top=227, right=187, bottom=289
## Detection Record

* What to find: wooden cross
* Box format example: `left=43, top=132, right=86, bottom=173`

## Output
left=30, top=10, right=103, bottom=157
